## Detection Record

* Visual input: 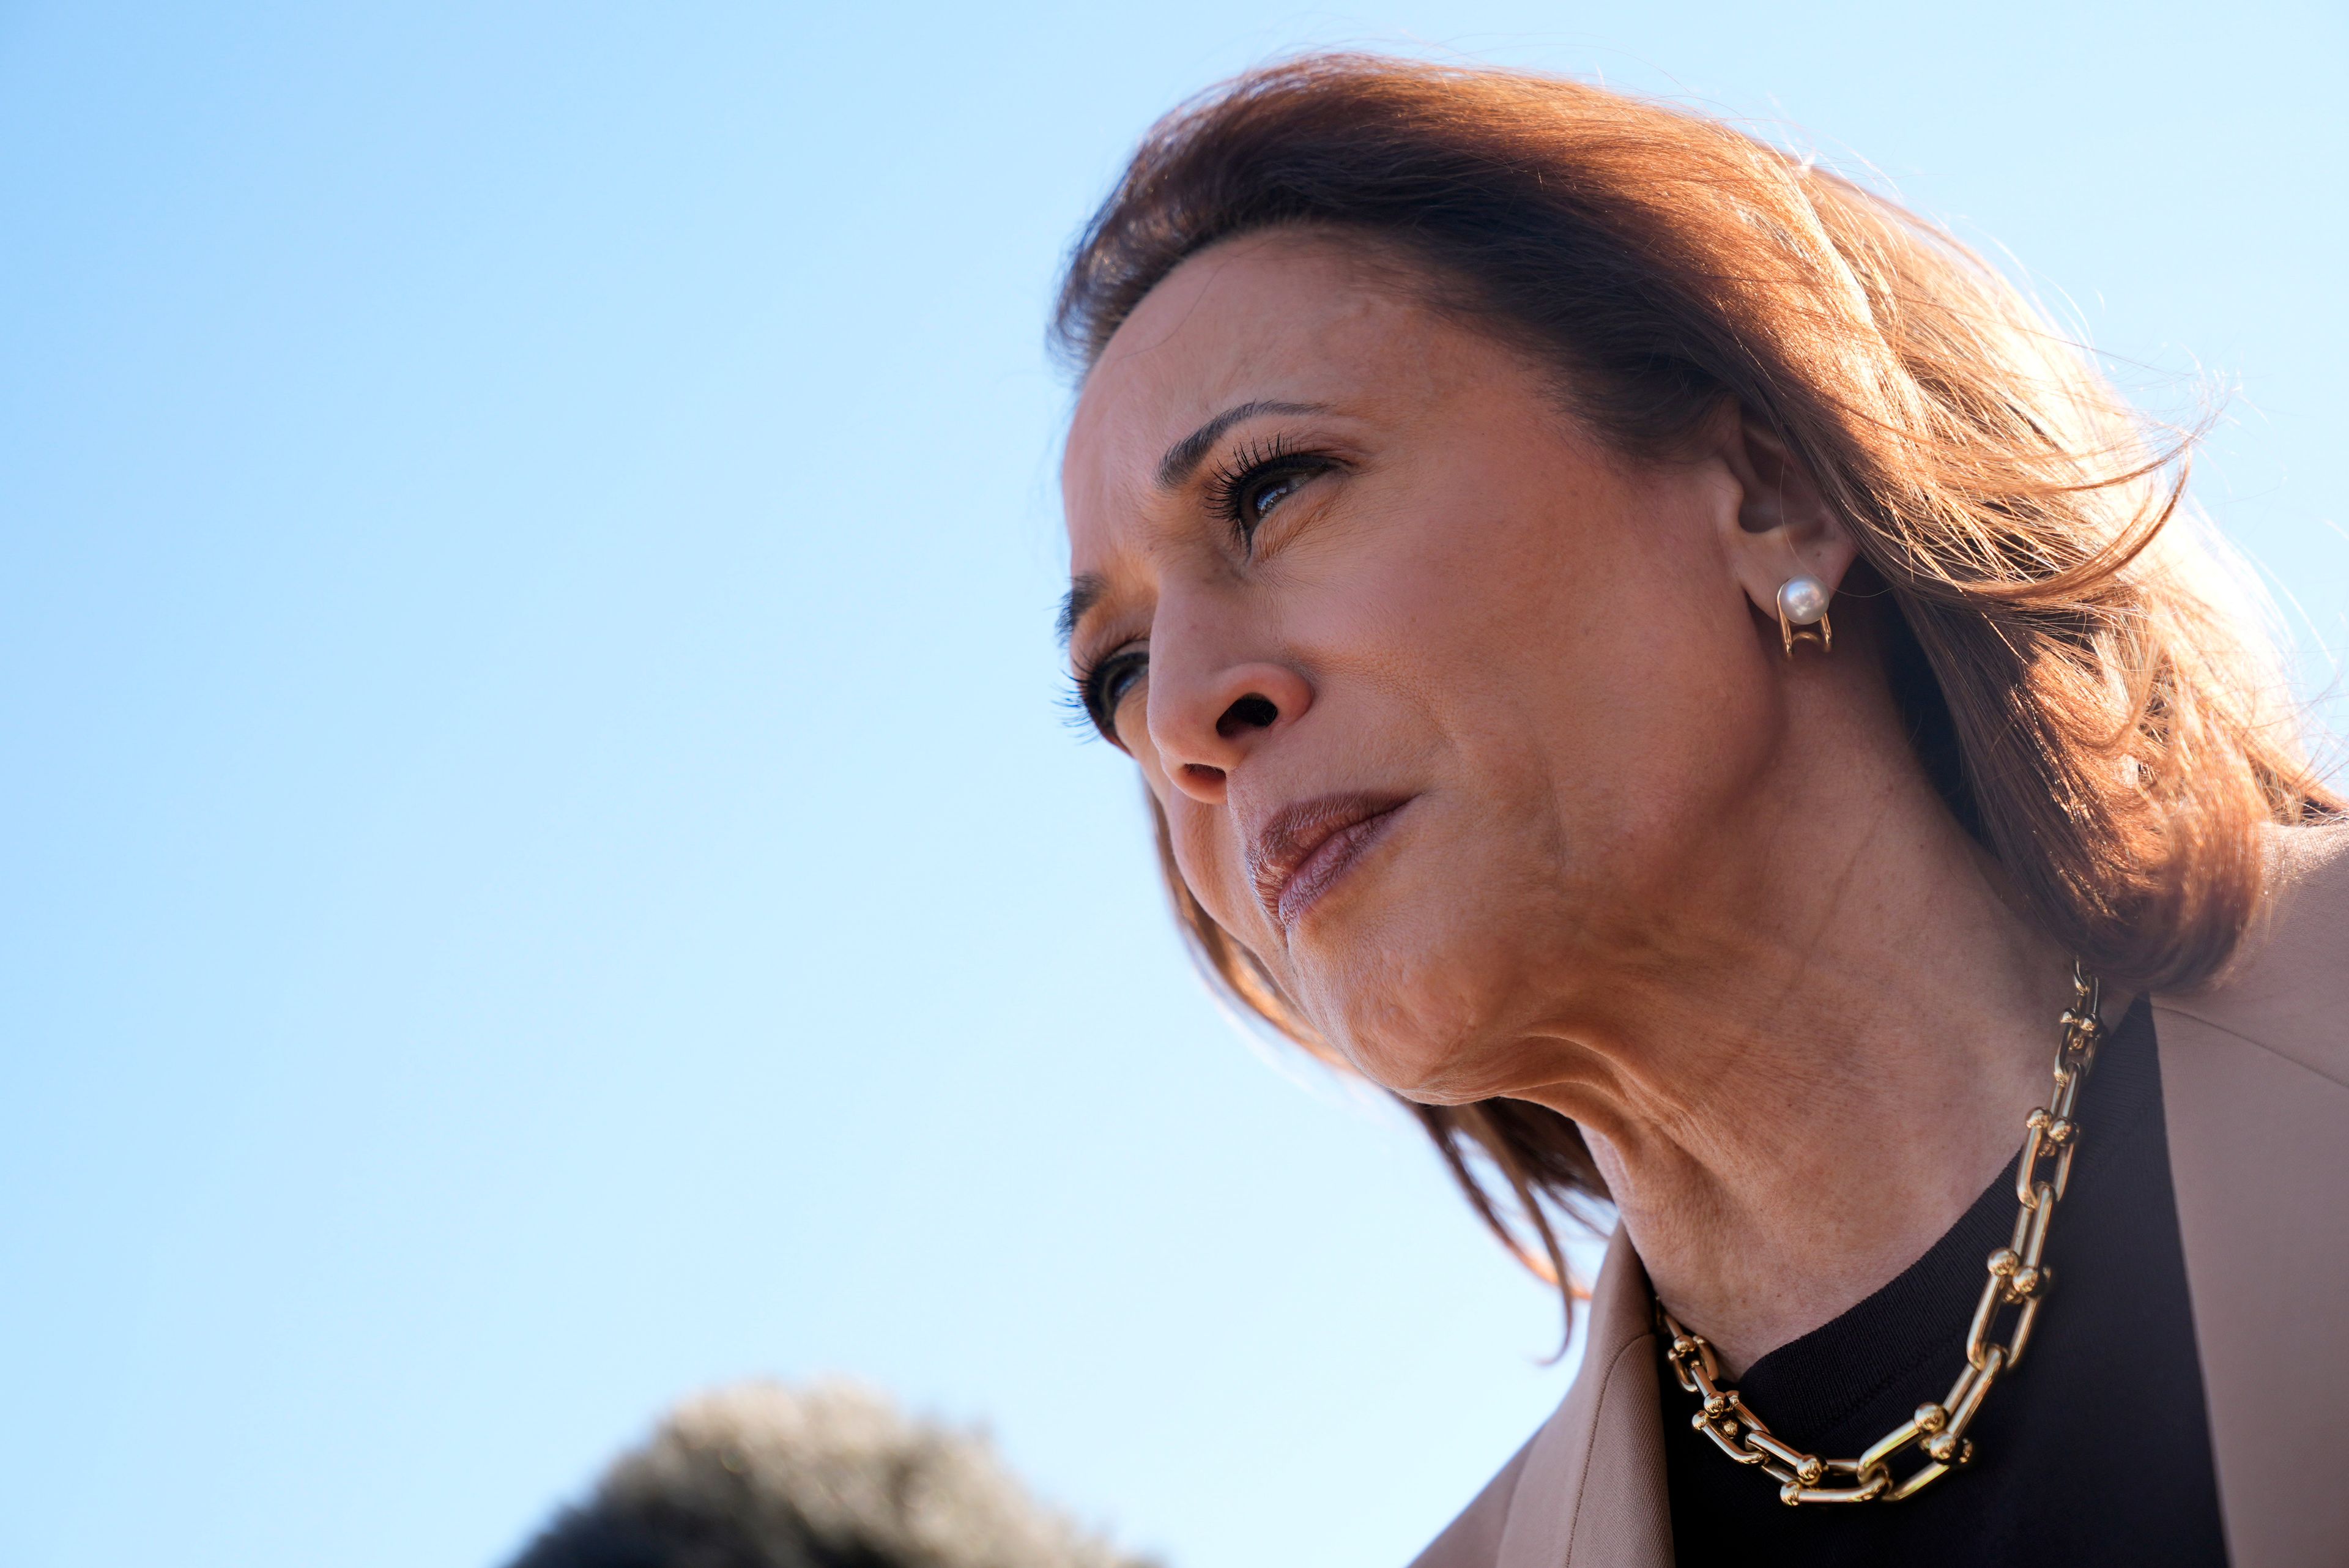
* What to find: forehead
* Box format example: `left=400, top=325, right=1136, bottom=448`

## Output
left=1061, top=233, right=1445, bottom=540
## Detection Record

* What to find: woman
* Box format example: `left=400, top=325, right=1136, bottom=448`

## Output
left=1050, top=55, right=2343, bottom=1568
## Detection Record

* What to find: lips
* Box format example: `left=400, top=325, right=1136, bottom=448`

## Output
left=1247, top=792, right=1412, bottom=932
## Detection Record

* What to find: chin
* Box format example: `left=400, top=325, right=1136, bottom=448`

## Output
left=1261, top=797, right=1589, bottom=1105
left=1291, top=900, right=1555, bottom=1106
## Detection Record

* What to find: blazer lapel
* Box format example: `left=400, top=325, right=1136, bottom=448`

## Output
left=1496, top=1227, right=1674, bottom=1568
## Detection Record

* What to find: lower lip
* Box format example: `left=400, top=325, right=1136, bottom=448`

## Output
left=1275, top=801, right=1410, bottom=931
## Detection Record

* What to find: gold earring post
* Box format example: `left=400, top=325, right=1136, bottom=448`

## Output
left=1779, top=606, right=1833, bottom=658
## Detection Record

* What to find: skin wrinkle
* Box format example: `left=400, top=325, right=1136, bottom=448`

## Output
left=1062, top=230, right=2074, bottom=1375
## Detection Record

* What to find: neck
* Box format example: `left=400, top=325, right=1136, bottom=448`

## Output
left=1516, top=734, right=2081, bottom=1375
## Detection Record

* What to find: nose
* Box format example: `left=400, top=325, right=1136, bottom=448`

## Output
left=1146, top=649, right=1314, bottom=806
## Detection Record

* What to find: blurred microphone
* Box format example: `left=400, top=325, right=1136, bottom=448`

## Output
left=505, top=1380, right=1159, bottom=1568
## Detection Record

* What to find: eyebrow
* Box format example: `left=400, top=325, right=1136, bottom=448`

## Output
left=1154, top=398, right=1327, bottom=491
left=1056, top=571, right=1107, bottom=649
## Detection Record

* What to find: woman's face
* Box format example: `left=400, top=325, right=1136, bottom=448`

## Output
left=1061, top=232, right=1834, bottom=1105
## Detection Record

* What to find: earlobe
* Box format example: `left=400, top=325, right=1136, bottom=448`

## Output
left=1712, top=408, right=1858, bottom=647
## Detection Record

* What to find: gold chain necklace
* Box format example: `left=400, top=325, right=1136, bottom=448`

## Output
left=1658, top=963, right=2106, bottom=1505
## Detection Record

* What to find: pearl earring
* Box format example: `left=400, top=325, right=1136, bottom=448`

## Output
left=1776, top=575, right=1833, bottom=658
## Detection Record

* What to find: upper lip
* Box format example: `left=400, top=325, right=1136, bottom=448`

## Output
left=1245, top=791, right=1411, bottom=926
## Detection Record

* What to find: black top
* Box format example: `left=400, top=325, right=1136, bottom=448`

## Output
left=1660, top=998, right=2228, bottom=1566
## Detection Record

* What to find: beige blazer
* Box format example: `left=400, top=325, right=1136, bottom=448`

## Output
left=1413, top=825, right=2349, bottom=1568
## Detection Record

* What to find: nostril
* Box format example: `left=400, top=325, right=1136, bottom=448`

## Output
left=1216, top=693, right=1280, bottom=739
left=1181, top=762, right=1226, bottom=789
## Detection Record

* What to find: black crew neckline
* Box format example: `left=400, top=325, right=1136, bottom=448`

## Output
left=1718, top=995, right=2162, bottom=1455
left=1655, top=994, right=2226, bottom=1567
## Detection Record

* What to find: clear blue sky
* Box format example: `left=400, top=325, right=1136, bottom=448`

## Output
left=2, top=4, right=2342, bottom=1566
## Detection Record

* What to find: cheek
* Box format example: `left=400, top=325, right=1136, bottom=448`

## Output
left=1163, top=798, right=1261, bottom=948
left=1573, top=576, right=1781, bottom=834
left=1264, top=542, right=1776, bottom=1098
left=1127, top=746, right=1271, bottom=966
left=1419, top=475, right=1770, bottom=828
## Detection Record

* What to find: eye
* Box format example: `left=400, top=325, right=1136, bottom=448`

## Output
left=1204, top=438, right=1338, bottom=541
left=1074, top=646, right=1148, bottom=746
left=1239, top=468, right=1308, bottom=526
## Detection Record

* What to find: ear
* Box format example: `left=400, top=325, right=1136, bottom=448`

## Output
left=1706, top=405, right=1857, bottom=628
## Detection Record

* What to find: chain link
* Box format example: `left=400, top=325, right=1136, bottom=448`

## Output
left=1658, top=962, right=2105, bottom=1506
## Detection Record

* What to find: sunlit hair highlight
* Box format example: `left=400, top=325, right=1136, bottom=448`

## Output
left=1057, top=53, right=2337, bottom=1307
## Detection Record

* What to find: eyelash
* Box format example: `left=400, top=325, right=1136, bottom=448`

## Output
left=1201, top=435, right=1337, bottom=541
left=1066, top=645, right=1146, bottom=745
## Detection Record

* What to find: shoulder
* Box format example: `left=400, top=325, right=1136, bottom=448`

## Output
left=2151, top=822, right=2349, bottom=1089
left=2146, top=822, right=2349, bottom=1568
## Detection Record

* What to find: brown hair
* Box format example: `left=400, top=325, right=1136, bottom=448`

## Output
left=1054, top=53, right=2337, bottom=1291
